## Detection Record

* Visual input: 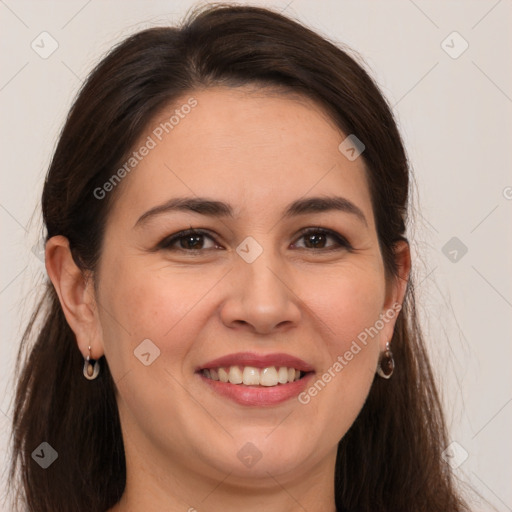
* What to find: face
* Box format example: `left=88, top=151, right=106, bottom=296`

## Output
left=89, top=86, right=406, bottom=486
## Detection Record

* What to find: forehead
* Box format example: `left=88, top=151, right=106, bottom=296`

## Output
left=109, top=86, right=374, bottom=227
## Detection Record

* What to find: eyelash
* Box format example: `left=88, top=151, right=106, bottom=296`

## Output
left=157, top=227, right=352, bottom=253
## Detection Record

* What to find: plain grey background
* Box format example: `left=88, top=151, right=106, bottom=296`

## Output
left=1, top=1, right=511, bottom=510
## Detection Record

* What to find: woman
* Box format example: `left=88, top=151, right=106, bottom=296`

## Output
left=7, top=4, right=473, bottom=511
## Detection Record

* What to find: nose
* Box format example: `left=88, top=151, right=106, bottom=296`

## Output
left=219, top=246, right=302, bottom=335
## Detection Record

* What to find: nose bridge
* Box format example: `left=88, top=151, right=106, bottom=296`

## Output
left=237, top=234, right=287, bottom=299
left=221, top=234, right=300, bottom=332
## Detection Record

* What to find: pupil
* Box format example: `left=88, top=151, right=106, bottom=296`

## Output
left=306, top=233, right=325, bottom=249
left=182, top=235, right=203, bottom=249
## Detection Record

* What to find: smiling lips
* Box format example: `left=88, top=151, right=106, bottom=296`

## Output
left=197, top=352, right=315, bottom=406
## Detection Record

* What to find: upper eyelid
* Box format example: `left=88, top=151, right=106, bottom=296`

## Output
left=157, top=228, right=215, bottom=249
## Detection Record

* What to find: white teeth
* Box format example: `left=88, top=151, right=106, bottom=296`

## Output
left=242, top=366, right=260, bottom=385
left=228, top=366, right=243, bottom=384
left=218, top=367, right=229, bottom=383
left=260, top=367, right=278, bottom=386
left=277, top=366, right=288, bottom=384
left=202, top=365, right=305, bottom=386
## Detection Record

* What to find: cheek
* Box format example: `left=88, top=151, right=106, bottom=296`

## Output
left=302, top=262, right=386, bottom=354
left=102, top=250, right=213, bottom=325
left=296, top=263, right=385, bottom=427
left=97, top=259, right=212, bottom=373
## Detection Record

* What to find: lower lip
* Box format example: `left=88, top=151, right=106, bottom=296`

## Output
left=198, top=372, right=315, bottom=406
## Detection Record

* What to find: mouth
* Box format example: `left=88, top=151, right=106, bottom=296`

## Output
left=196, top=352, right=315, bottom=406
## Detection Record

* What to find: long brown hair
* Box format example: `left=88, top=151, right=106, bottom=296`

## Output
left=7, top=4, right=474, bottom=511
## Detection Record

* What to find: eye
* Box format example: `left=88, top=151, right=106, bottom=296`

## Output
left=157, top=226, right=351, bottom=253
left=157, top=228, right=220, bottom=252
left=291, top=227, right=351, bottom=251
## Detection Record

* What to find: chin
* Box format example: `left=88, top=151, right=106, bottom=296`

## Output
left=221, top=430, right=322, bottom=480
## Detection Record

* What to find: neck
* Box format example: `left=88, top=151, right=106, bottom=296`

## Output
left=107, top=435, right=338, bottom=512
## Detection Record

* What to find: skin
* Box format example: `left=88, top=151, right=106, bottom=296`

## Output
left=46, top=86, right=410, bottom=512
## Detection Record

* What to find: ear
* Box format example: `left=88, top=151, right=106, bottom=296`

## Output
left=45, top=235, right=104, bottom=359
left=379, top=239, right=411, bottom=347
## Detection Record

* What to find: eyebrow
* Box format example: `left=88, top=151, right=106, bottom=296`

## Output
left=134, top=195, right=368, bottom=228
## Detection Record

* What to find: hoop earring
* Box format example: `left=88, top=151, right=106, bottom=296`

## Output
left=376, top=341, right=394, bottom=379
left=83, top=345, right=100, bottom=380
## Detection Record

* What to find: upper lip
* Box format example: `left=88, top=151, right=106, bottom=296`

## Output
left=197, top=352, right=315, bottom=372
